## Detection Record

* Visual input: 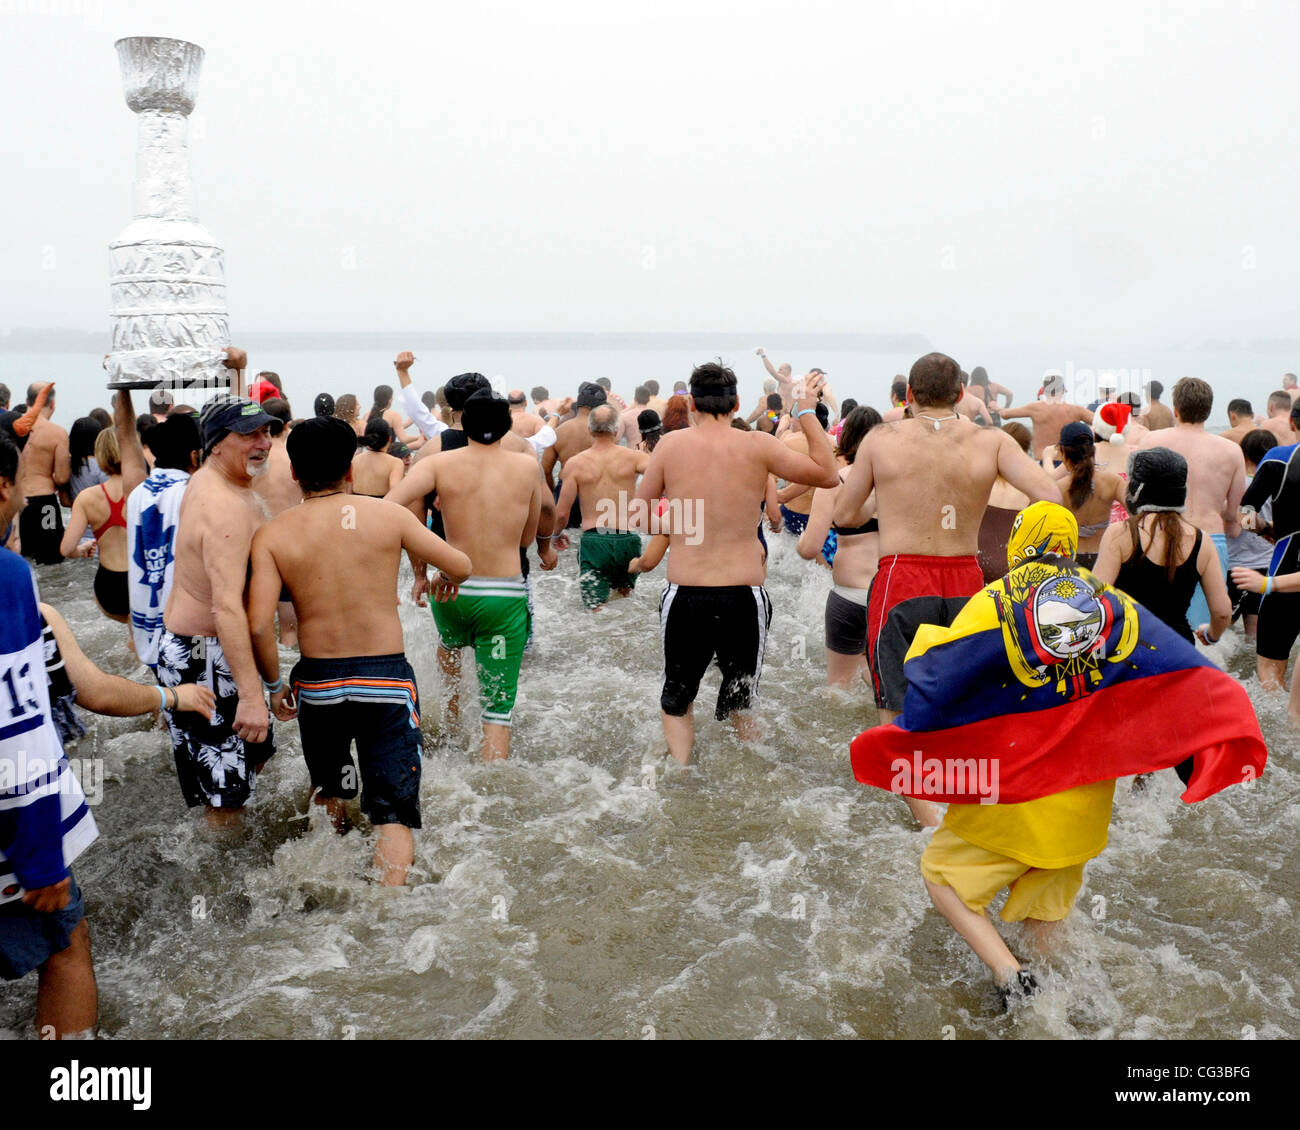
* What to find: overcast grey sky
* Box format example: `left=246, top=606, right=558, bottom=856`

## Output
left=1, top=0, right=1297, bottom=350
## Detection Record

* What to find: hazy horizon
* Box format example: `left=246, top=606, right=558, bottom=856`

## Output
left=3, top=0, right=1299, bottom=360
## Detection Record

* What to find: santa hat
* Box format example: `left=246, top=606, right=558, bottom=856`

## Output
left=1093, top=401, right=1132, bottom=444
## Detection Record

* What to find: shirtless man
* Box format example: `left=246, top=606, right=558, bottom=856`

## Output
left=158, top=394, right=278, bottom=829
left=531, top=386, right=558, bottom=419
left=643, top=380, right=669, bottom=418
left=634, top=362, right=839, bottom=765
left=755, top=348, right=795, bottom=409
left=542, top=382, right=606, bottom=532
left=554, top=404, right=650, bottom=610
left=388, top=391, right=545, bottom=761
left=618, top=386, right=651, bottom=447
left=835, top=353, right=1059, bottom=826
left=1260, top=390, right=1294, bottom=445
left=1002, top=373, right=1093, bottom=459
left=1284, top=373, right=1300, bottom=403
left=508, top=389, right=545, bottom=439
left=248, top=417, right=471, bottom=885
left=1141, top=380, right=1174, bottom=431
left=252, top=398, right=304, bottom=648
left=1134, top=376, right=1246, bottom=633
left=882, top=378, right=909, bottom=423
left=1222, top=398, right=1256, bottom=445
left=17, top=382, right=70, bottom=565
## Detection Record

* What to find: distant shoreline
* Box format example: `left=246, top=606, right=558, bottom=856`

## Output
left=0, top=330, right=932, bottom=353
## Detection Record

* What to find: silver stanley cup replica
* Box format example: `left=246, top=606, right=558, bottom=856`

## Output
left=105, top=37, right=230, bottom=392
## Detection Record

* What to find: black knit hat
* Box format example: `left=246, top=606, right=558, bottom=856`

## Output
left=1125, top=447, right=1188, bottom=515
left=637, top=409, right=662, bottom=435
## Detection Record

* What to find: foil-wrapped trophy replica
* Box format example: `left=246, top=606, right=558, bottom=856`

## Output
left=105, top=37, right=230, bottom=392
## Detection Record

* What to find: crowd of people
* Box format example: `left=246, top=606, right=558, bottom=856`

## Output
left=0, top=347, right=1282, bottom=1032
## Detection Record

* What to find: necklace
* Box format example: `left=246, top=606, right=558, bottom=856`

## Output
left=305, top=490, right=345, bottom=501
left=917, top=412, right=960, bottom=432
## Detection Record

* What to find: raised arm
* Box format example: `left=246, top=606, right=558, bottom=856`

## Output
left=114, top=389, right=149, bottom=495
left=762, top=381, right=838, bottom=489
left=997, top=433, right=1060, bottom=502
left=393, top=351, right=446, bottom=440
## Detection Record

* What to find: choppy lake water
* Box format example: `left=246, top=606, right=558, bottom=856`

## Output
left=3, top=535, right=1296, bottom=1039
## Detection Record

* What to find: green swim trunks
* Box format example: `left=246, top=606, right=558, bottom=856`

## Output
left=431, top=575, right=531, bottom=726
left=578, top=529, right=643, bottom=610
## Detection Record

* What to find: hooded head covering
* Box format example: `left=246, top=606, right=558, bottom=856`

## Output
left=1126, top=447, right=1188, bottom=515
left=1008, top=501, right=1079, bottom=568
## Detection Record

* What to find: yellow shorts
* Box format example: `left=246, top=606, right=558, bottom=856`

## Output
left=920, top=825, right=1085, bottom=923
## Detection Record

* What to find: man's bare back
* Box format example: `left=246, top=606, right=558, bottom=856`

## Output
left=1134, top=425, right=1245, bottom=536
left=558, top=440, right=649, bottom=531
left=250, top=494, right=468, bottom=658
left=837, top=416, right=1059, bottom=557
left=390, top=444, right=542, bottom=577
left=21, top=417, right=69, bottom=497
left=636, top=394, right=837, bottom=589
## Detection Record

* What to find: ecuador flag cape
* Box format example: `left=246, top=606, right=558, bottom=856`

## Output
left=851, top=557, right=1267, bottom=805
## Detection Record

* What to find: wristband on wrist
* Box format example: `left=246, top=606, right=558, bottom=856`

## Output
left=537, top=535, right=553, bottom=541
left=156, top=686, right=167, bottom=713
left=796, top=408, right=815, bottom=419
left=1264, top=576, right=1275, bottom=596
left=168, top=687, right=178, bottom=711
left=263, top=677, right=283, bottom=694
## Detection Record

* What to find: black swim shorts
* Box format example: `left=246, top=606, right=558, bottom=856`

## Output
left=659, top=583, right=772, bottom=719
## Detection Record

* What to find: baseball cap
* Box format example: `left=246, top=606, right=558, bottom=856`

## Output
left=200, top=395, right=276, bottom=453
left=1059, top=421, right=1095, bottom=447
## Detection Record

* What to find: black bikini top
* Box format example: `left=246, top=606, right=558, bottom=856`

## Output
left=832, top=471, right=878, bottom=536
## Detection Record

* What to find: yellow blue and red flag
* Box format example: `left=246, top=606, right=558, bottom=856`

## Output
left=851, top=506, right=1267, bottom=805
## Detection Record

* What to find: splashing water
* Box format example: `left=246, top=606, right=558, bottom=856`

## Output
left=3, top=537, right=1296, bottom=1039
